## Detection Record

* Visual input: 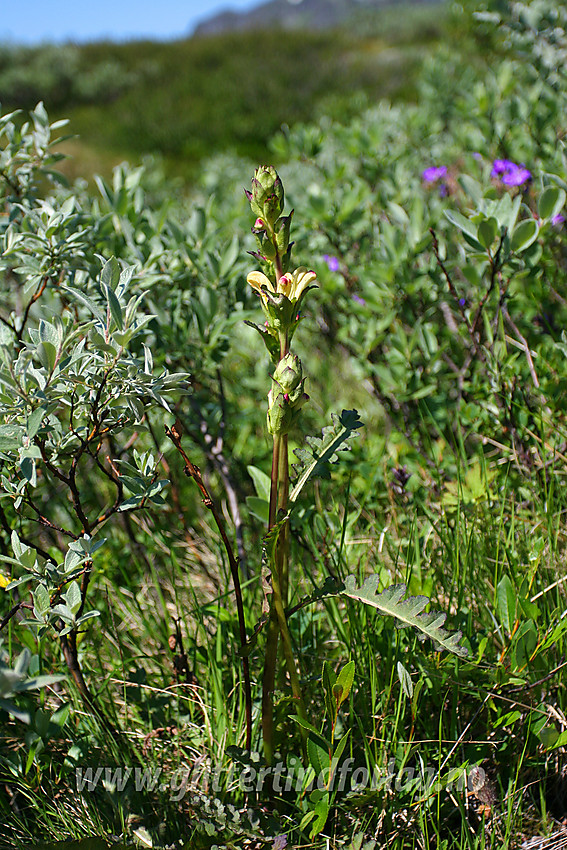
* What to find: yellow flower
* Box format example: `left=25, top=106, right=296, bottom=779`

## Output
left=247, top=267, right=317, bottom=304
left=0, top=572, right=10, bottom=589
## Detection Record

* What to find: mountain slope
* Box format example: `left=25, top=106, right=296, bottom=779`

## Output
left=193, top=0, right=438, bottom=36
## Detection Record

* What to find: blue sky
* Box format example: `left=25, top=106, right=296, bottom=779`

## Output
left=0, top=0, right=262, bottom=44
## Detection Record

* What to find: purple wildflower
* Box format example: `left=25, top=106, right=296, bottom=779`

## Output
left=491, top=159, right=531, bottom=187
left=552, top=213, right=565, bottom=227
left=323, top=254, right=340, bottom=272
left=352, top=294, right=366, bottom=305
left=272, top=837, right=288, bottom=850
left=458, top=297, right=466, bottom=307
left=422, top=166, right=447, bottom=184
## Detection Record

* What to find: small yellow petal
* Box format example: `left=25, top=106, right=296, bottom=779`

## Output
left=0, top=572, right=10, bottom=589
left=247, top=271, right=274, bottom=295
left=291, top=267, right=317, bottom=300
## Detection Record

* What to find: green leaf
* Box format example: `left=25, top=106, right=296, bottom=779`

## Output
left=341, top=576, right=468, bottom=657
left=245, top=496, right=269, bottom=524
left=512, top=619, right=537, bottom=668
left=14, top=674, right=65, bottom=693
left=0, top=424, right=25, bottom=451
left=247, top=465, right=271, bottom=501
left=307, top=732, right=331, bottom=777
left=458, top=174, right=483, bottom=204
left=104, top=283, right=123, bottom=331
left=0, top=698, right=31, bottom=724
left=310, top=794, right=330, bottom=839
left=19, top=456, right=37, bottom=486
left=290, top=409, right=363, bottom=503
left=477, top=217, right=499, bottom=249
left=333, top=729, right=350, bottom=765
left=220, top=234, right=239, bottom=277
left=33, top=585, right=50, bottom=617
left=36, top=340, right=57, bottom=371
left=397, top=661, right=413, bottom=698
left=60, top=285, right=104, bottom=322
left=189, top=207, right=206, bottom=241
left=101, top=256, right=121, bottom=291
left=496, top=575, right=516, bottom=633
left=510, top=218, right=539, bottom=253
left=64, top=581, right=82, bottom=616
left=334, top=660, right=355, bottom=708
left=547, top=730, right=567, bottom=751
left=444, top=210, right=482, bottom=248
left=26, top=408, right=44, bottom=440
left=290, top=714, right=322, bottom=737
left=538, top=186, right=566, bottom=220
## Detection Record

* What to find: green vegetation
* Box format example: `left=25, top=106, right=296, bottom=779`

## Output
left=1, top=1, right=567, bottom=848
left=0, top=3, right=450, bottom=177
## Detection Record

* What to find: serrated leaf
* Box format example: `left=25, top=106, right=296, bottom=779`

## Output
left=341, top=576, right=468, bottom=657
left=290, top=409, right=363, bottom=503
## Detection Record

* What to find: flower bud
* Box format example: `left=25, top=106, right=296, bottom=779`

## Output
left=267, top=390, right=293, bottom=436
left=275, top=211, right=293, bottom=255
left=249, top=166, right=285, bottom=225
left=267, top=354, right=308, bottom=434
left=256, top=233, right=276, bottom=261
left=273, top=353, right=302, bottom=395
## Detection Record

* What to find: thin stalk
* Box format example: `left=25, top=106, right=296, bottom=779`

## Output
left=270, top=547, right=308, bottom=732
left=268, top=434, right=281, bottom=530
left=278, top=434, right=290, bottom=607
left=263, top=431, right=282, bottom=762
left=262, top=325, right=308, bottom=760
left=261, top=618, right=279, bottom=765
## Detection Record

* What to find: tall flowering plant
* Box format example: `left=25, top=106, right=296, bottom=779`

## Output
left=245, top=167, right=317, bottom=761
left=243, top=168, right=467, bottom=774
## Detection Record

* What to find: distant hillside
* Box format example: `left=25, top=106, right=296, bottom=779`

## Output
left=0, top=1, right=460, bottom=181
left=194, top=0, right=438, bottom=36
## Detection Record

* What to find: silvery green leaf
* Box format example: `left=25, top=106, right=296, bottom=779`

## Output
left=342, top=576, right=468, bottom=657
